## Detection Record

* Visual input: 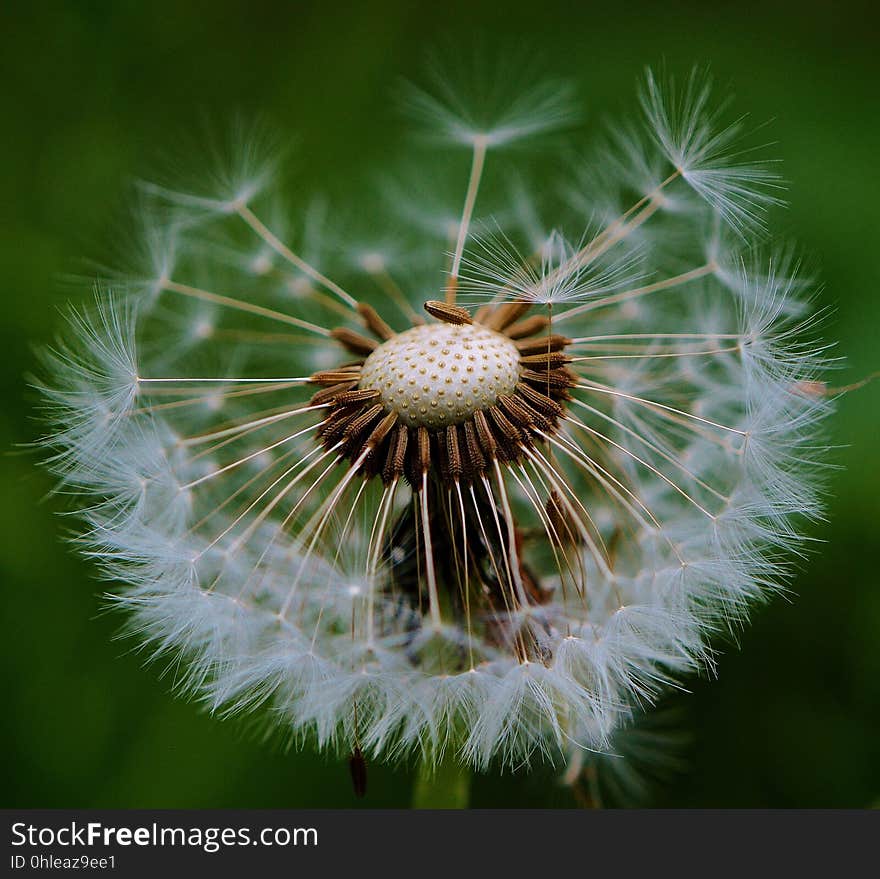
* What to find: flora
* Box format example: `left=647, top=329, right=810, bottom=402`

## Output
left=38, top=62, right=832, bottom=789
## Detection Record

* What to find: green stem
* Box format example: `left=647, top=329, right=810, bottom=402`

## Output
left=412, top=753, right=471, bottom=809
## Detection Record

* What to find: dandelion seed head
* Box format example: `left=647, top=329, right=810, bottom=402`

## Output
left=37, top=59, right=833, bottom=773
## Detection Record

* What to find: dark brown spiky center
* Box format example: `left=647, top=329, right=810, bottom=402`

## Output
left=309, top=299, right=576, bottom=487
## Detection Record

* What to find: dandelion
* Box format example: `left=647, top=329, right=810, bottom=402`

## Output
left=38, top=62, right=832, bottom=795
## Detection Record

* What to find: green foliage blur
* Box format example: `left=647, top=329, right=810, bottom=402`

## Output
left=2, top=0, right=878, bottom=808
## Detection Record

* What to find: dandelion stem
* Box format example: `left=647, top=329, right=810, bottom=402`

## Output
left=412, top=754, right=471, bottom=809
left=235, top=203, right=359, bottom=308
left=534, top=169, right=681, bottom=298
left=162, top=279, right=332, bottom=336
left=554, top=262, right=717, bottom=322
left=447, top=136, right=488, bottom=304
left=420, top=472, right=443, bottom=629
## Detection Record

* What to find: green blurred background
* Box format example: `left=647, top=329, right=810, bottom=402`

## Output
left=2, top=0, right=878, bottom=808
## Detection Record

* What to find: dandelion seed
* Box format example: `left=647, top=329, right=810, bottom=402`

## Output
left=457, top=226, right=647, bottom=307
left=401, top=49, right=578, bottom=149
left=640, top=67, right=786, bottom=233
left=38, top=62, right=833, bottom=778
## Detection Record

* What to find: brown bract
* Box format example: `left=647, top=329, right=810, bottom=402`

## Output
left=310, top=299, right=574, bottom=487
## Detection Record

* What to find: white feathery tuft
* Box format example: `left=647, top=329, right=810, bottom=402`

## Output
left=640, top=67, right=786, bottom=234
